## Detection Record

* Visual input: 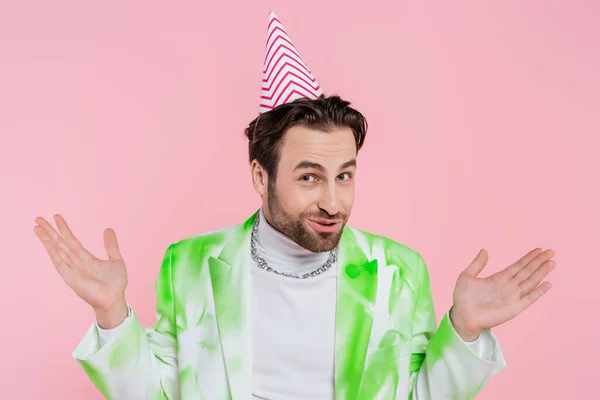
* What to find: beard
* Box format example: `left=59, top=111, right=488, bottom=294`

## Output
left=266, top=183, right=347, bottom=253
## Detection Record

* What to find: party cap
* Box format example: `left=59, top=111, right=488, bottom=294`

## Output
left=259, top=12, right=323, bottom=113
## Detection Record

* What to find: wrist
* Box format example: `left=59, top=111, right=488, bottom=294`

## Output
left=94, top=298, right=128, bottom=330
left=449, top=306, right=481, bottom=342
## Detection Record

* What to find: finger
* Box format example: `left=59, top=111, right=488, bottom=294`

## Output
left=103, top=228, right=122, bottom=260
left=505, top=248, right=544, bottom=277
left=519, top=259, right=556, bottom=296
left=35, top=223, right=74, bottom=265
left=514, top=249, right=554, bottom=285
left=517, top=281, right=552, bottom=313
left=54, top=214, right=86, bottom=254
left=56, top=246, right=75, bottom=266
left=34, top=225, right=71, bottom=274
left=34, top=216, right=76, bottom=258
left=464, top=249, right=488, bottom=277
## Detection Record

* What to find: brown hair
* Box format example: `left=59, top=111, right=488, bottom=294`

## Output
left=244, top=94, right=368, bottom=181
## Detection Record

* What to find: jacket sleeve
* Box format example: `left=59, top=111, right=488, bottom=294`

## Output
left=408, top=253, right=506, bottom=399
left=72, top=244, right=180, bottom=400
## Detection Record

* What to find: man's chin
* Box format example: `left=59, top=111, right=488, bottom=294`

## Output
left=303, top=224, right=343, bottom=252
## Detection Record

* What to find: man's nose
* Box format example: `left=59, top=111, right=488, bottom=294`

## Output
left=317, top=184, right=340, bottom=216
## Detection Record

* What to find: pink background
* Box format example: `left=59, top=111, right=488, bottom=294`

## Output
left=2, top=1, right=598, bottom=398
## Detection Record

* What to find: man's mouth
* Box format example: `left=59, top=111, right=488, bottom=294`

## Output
left=306, top=218, right=342, bottom=233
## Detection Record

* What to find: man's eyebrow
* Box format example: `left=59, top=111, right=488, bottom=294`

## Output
left=340, top=159, right=357, bottom=170
left=292, top=159, right=357, bottom=172
left=293, top=160, right=324, bottom=172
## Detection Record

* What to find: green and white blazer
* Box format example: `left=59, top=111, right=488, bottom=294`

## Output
left=73, top=210, right=506, bottom=399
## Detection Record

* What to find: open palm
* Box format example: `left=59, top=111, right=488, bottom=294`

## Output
left=34, top=214, right=127, bottom=313
left=451, top=247, right=556, bottom=337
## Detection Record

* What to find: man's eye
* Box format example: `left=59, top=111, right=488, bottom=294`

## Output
left=338, top=173, right=351, bottom=181
left=301, top=175, right=315, bottom=182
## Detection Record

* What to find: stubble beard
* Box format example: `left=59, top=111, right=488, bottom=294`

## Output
left=266, top=183, right=345, bottom=253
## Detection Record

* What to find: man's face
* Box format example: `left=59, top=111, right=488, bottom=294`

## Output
left=263, top=125, right=357, bottom=253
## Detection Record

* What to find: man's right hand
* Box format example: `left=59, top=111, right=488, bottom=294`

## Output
left=34, top=214, right=129, bottom=329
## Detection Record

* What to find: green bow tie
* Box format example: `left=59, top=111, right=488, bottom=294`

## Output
left=346, top=259, right=378, bottom=279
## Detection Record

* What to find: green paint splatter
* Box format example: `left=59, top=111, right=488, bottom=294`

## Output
left=108, top=321, right=141, bottom=369
left=79, top=360, right=112, bottom=399
left=425, top=314, right=457, bottom=366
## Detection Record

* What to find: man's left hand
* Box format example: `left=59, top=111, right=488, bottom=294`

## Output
left=449, top=248, right=556, bottom=342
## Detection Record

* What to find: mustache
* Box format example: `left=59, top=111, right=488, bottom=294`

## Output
left=303, top=211, right=346, bottom=221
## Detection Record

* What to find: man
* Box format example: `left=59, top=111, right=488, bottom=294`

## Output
left=34, top=12, right=555, bottom=400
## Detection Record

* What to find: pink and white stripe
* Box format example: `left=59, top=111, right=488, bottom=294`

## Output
left=259, top=12, right=323, bottom=114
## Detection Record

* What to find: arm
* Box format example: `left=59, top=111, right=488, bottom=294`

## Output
left=72, top=244, right=180, bottom=400
left=408, top=253, right=506, bottom=399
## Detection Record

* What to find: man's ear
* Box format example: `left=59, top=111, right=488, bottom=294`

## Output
left=251, top=160, right=268, bottom=196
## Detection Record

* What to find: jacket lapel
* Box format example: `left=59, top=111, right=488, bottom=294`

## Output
left=334, top=227, right=379, bottom=400
left=208, top=212, right=257, bottom=400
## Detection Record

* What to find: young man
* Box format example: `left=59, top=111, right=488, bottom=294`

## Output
left=34, top=12, right=555, bottom=400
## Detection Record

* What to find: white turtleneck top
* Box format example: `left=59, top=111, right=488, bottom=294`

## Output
left=95, top=208, right=490, bottom=399
left=250, top=208, right=337, bottom=399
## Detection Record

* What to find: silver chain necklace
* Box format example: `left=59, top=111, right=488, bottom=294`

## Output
left=250, top=216, right=338, bottom=279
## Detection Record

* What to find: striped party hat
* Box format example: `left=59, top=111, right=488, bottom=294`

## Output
left=259, top=12, right=323, bottom=114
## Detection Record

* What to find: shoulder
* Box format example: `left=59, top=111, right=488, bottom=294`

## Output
left=165, top=211, right=258, bottom=257
left=346, top=226, right=424, bottom=263
left=165, top=223, right=241, bottom=258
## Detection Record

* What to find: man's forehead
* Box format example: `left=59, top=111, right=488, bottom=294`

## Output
left=276, top=128, right=357, bottom=172
left=280, top=125, right=356, bottom=151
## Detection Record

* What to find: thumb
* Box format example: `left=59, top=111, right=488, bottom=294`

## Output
left=103, top=228, right=122, bottom=260
left=464, top=249, right=488, bottom=277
